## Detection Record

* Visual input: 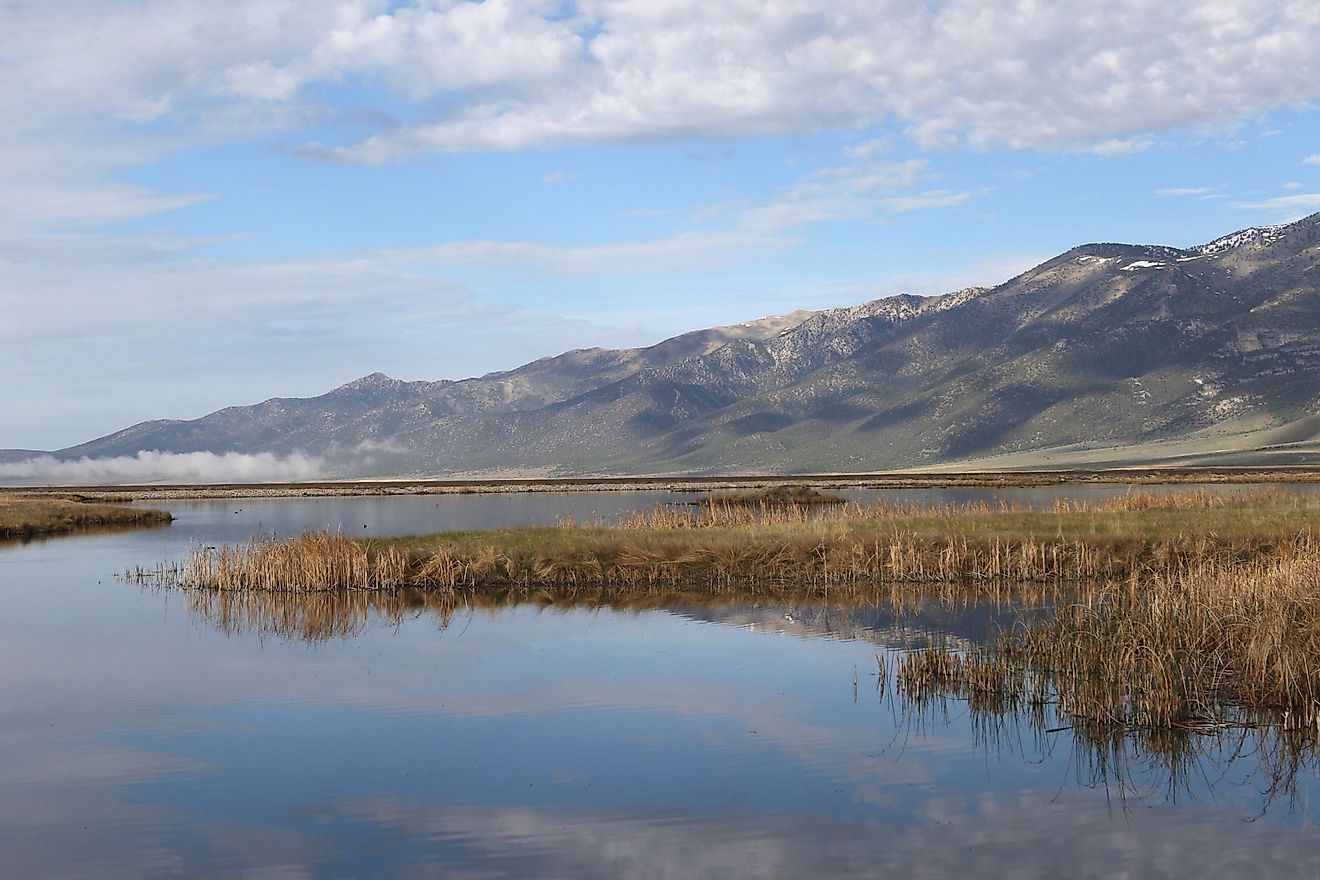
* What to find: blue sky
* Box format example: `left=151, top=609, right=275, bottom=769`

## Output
left=2, top=0, right=1320, bottom=450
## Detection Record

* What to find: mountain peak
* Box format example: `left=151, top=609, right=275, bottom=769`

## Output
left=340, top=372, right=399, bottom=390
left=330, top=373, right=420, bottom=398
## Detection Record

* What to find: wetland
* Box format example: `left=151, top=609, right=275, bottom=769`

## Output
left=3, top=482, right=1320, bottom=877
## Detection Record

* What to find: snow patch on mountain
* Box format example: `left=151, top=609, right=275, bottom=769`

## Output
left=1191, top=225, right=1288, bottom=257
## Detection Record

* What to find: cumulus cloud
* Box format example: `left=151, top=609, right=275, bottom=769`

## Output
left=0, top=451, right=327, bottom=485
left=298, top=0, right=1320, bottom=160
left=4, top=1, right=1320, bottom=168
left=1304, top=155, right=1320, bottom=166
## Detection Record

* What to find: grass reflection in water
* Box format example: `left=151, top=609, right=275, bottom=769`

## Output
left=153, top=576, right=1319, bottom=817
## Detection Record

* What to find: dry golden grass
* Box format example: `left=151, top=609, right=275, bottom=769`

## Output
left=179, top=531, right=411, bottom=591
left=896, top=542, right=1320, bottom=737
left=161, top=489, right=1320, bottom=594
left=700, top=485, right=848, bottom=506
left=0, top=494, right=171, bottom=540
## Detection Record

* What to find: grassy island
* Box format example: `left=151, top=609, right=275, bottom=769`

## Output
left=0, top=495, right=172, bottom=541
left=164, top=489, right=1319, bottom=594
left=697, top=485, right=848, bottom=506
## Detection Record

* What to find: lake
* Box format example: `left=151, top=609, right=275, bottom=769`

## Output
left=2, top=487, right=1318, bottom=878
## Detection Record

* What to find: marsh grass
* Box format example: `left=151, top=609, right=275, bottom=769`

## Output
left=0, top=495, right=171, bottom=540
left=180, top=531, right=412, bottom=591
left=161, top=490, right=1320, bottom=594
left=891, top=539, right=1320, bottom=771
left=698, top=485, right=848, bottom=506
left=892, top=645, right=1320, bottom=810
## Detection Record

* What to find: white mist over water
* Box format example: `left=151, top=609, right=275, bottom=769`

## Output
left=0, top=450, right=327, bottom=484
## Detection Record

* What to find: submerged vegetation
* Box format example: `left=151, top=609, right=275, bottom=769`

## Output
left=0, top=495, right=171, bottom=540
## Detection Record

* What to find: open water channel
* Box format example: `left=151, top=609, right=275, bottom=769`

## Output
left=2, top=486, right=1318, bottom=877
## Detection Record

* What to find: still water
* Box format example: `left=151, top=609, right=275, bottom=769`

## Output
left=2, top=487, right=1318, bottom=878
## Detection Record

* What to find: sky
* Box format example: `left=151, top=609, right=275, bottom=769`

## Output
left=3, top=0, right=1320, bottom=451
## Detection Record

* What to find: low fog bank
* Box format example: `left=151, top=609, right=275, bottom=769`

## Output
left=0, top=450, right=332, bottom=486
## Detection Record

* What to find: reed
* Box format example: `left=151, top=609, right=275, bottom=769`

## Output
left=181, top=531, right=412, bottom=592
left=163, top=489, right=1320, bottom=594
left=893, top=642, right=1317, bottom=807
left=897, top=541, right=1320, bottom=734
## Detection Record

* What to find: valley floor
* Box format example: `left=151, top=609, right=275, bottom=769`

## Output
left=9, top=467, right=1320, bottom=500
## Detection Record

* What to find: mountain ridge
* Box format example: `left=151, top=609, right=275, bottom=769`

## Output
left=11, top=213, right=1320, bottom=478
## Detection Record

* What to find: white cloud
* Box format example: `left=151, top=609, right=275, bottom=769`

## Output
left=1282, top=181, right=1304, bottom=191
left=0, top=451, right=327, bottom=485
left=1232, top=192, right=1320, bottom=219
left=542, top=170, right=582, bottom=184
left=1154, top=187, right=1212, bottom=197
left=878, top=189, right=976, bottom=213
left=391, top=230, right=791, bottom=275
left=5, top=1, right=1320, bottom=169
left=298, top=0, right=1320, bottom=160
left=1087, top=137, right=1154, bottom=157
left=842, top=138, right=892, bottom=160
left=1303, top=154, right=1320, bottom=166
left=372, top=155, right=976, bottom=274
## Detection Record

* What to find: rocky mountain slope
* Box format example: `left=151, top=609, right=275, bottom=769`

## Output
left=23, top=213, right=1320, bottom=476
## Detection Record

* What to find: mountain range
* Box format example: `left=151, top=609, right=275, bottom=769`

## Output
left=13, top=213, right=1320, bottom=478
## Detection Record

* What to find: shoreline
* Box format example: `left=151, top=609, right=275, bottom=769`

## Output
left=10, top=466, right=1320, bottom=501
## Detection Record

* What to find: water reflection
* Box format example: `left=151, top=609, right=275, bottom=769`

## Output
left=171, top=581, right=1056, bottom=649
left=167, top=581, right=1319, bottom=822
left=895, top=665, right=1319, bottom=818
left=0, top=517, right=172, bottom=548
